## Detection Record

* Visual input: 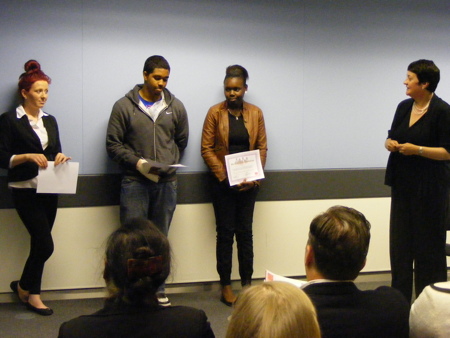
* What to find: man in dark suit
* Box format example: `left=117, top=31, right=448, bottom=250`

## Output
left=302, top=206, right=409, bottom=338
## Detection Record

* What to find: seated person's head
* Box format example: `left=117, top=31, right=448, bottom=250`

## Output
left=306, top=206, right=371, bottom=281
left=226, top=281, right=321, bottom=338
left=103, top=219, right=170, bottom=305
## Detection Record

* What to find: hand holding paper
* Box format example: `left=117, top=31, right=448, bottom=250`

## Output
left=137, top=159, right=160, bottom=183
left=54, top=152, right=72, bottom=166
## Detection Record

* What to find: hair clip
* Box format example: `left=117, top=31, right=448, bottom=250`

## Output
left=127, top=256, right=163, bottom=279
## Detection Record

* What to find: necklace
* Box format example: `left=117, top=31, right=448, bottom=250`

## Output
left=412, top=96, right=432, bottom=115
left=412, top=102, right=429, bottom=115
left=228, top=109, right=242, bottom=120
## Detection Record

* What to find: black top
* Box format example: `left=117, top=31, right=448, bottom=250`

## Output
left=303, top=282, right=410, bottom=338
left=385, top=95, right=450, bottom=190
left=58, top=300, right=215, bottom=338
left=228, top=112, right=249, bottom=154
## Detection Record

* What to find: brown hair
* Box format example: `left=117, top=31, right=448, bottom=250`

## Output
left=103, top=219, right=171, bottom=306
left=308, top=205, right=371, bottom=280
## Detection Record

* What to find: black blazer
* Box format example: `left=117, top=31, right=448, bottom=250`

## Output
left=0, top=110, right=62, bottom=182
left=58, top=302, right=215, bottom=338
left=303, top=282, right=409, bottom=338
left=385, top=94, right=450, bottom=189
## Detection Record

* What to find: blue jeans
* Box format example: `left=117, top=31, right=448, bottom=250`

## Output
left=120, top=178, right=177, bottom=236
left=120, top=177, right=177, bottom=293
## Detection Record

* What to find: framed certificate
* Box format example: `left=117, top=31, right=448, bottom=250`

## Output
left=224, top=149, right=265, bottom=186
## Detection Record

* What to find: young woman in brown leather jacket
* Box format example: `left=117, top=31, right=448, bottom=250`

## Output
left=201, top=65, right=267, bottom=306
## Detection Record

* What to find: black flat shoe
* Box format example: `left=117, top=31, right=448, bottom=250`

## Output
left=26, top=302, right=53, bottom=316
left=10, top=280, right=28, bottom=304
left=220, top=295, right=234, bottom=307
left=10, top=281, right=20, bottom=296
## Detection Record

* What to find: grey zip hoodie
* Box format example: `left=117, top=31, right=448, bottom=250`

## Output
left=106, top=84, right=189, bottom=181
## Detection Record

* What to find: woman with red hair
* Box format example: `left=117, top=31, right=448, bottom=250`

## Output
left=0, top=60, right=70, bottom=316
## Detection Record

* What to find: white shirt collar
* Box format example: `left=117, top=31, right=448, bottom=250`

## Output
left=16, top=105, right=47, bottom=119
left=301, top=279, right=354, bottom=289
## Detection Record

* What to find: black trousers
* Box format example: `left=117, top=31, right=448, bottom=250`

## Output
left=211, top=178, right=259, bottom=286
left=12, top=188, right=58, bottom=294
left=390, top=185, right=448, bottom=303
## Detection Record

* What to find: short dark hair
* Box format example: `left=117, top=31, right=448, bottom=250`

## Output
left=224, top=64, right=249, bottom=86
left=407, top=59, right=440, bottom=93
left=308, top=206, right=371, bottom=280
left=104, top=219, right=171, bottom=305
left=143, top=55, right=170, bottom=74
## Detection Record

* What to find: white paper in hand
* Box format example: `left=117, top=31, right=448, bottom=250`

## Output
left=37, top=161, right=79, bottom=194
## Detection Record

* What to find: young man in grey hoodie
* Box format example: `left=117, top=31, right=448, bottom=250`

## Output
left=106, top=55, right=189, bottom=306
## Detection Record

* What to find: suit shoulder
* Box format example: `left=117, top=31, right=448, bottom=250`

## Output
left=0, top=111, right=16, bottom=121
left=371, top=286, right=409, bottom=306
left=164, top=305, right=207, bottom=318
left=434, top=95, right=450, bottom=112
left=43, top=113, right=57, bottom=121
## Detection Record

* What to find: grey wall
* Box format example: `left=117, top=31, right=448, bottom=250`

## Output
left=1, top=0, right=449, bottom=175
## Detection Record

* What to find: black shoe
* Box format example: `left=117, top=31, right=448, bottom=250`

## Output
left=10, top=281, right=20, bottom=297
left=25, top=302, right=53, bottom=316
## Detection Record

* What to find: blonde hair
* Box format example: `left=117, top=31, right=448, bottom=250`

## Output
left=226, top=281, right=321, bottom=338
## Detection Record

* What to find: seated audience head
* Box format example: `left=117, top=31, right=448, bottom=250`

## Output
left=305, top=205, right=371, bottom=281
left=226, top=281, right=321, bottom=338
left=103, top=219, right=171, bottom=305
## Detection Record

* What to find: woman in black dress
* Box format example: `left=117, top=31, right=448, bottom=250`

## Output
left=385, top=59, right=450, bottom=303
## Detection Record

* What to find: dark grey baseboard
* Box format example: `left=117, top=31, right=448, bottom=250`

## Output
left=0, top=169, right=390, bottom=209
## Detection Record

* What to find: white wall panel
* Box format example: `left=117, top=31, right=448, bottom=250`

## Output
left=1, top=198, right=426, bottom=292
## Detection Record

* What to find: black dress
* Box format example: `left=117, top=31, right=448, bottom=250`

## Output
left=385, top=94, right=450, bottom=302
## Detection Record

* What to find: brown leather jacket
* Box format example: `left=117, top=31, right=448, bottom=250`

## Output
left=201, top=101, right=267, bottom=183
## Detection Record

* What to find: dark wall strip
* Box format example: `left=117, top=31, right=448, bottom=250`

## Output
left=0, top=169, right=390, bottom=209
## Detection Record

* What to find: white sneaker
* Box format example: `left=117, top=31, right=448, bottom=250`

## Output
left=156, top=293, right=171, bottom=307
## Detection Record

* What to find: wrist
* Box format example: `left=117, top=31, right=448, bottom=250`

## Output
left=418, top=146, right=424, bottom=156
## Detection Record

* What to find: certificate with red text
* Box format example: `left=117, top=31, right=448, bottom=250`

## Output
left=265, top=270, right=307, bottom=288
left=225, top=150, right=264, bottom=186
